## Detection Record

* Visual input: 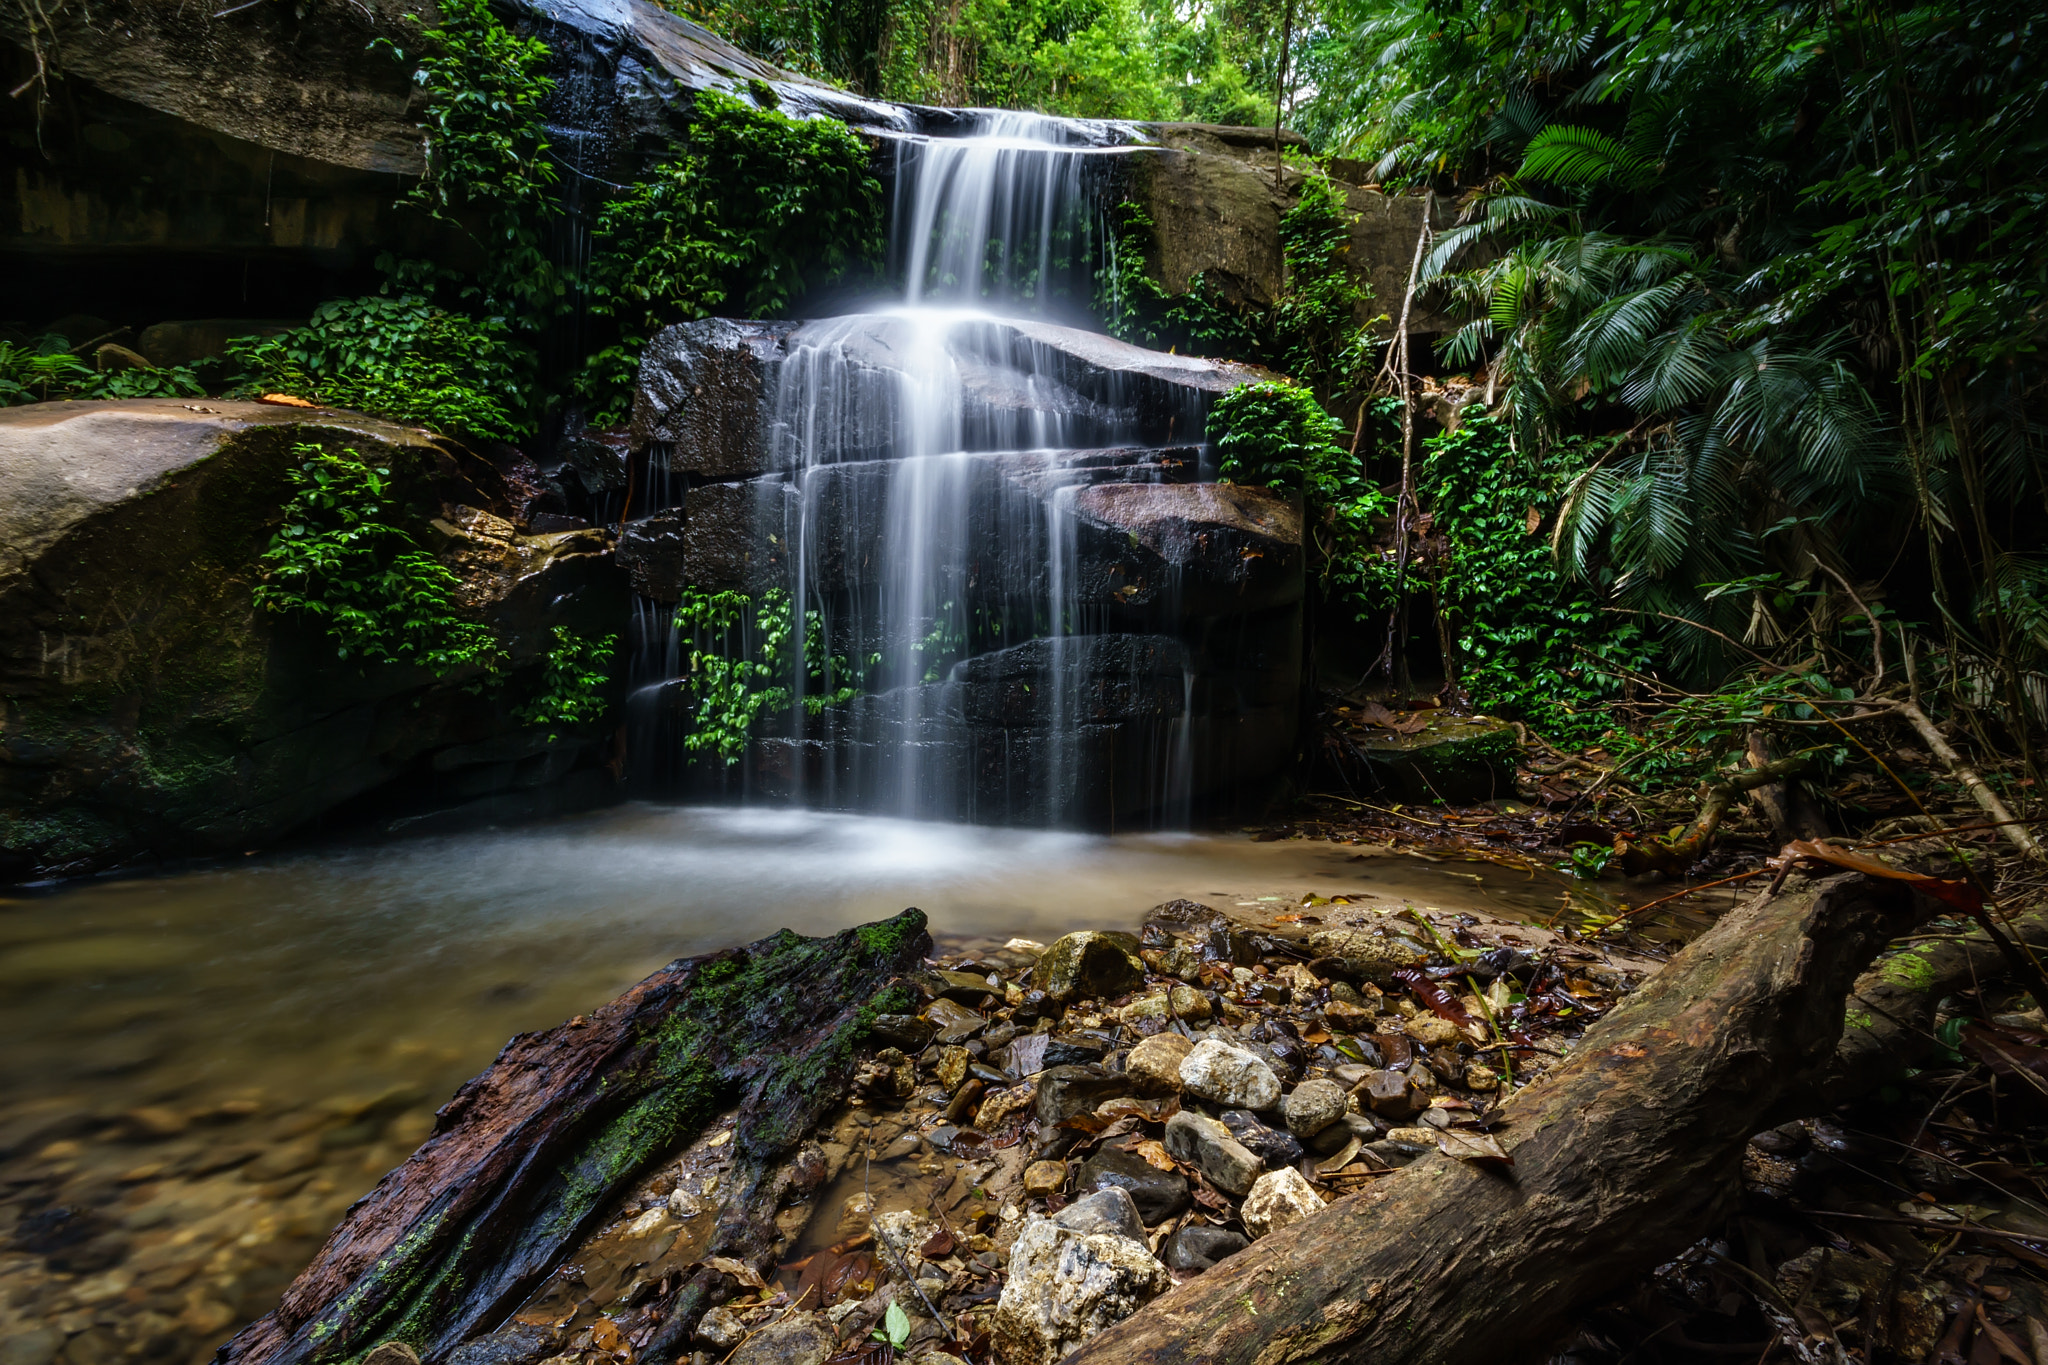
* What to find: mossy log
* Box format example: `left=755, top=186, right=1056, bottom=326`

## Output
left=1801, top=906, right=2048, bottom=1113
left=1067, top=874, right=1923, bottom=1365
left=217, top=909, right=932, bottom=1365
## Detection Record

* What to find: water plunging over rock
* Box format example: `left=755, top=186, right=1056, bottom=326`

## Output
left=628, top=112, right=1302, bottom=826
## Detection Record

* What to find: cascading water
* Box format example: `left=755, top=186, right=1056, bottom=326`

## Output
left=630, top=109, right=1302, bottom=827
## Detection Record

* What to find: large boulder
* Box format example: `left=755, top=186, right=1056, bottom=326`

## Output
left=1068, top=482, right=1304, bottom=616
left=990, top=1213, right=1171, bottom=1365
left=0, top=399, right=625, bottom=879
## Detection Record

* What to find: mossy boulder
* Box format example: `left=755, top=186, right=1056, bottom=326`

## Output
left=1037, top=930, right=1147, bottom=1004
left=1349, top=712, right=1520, bottom=804
left=0, top=398, right=627, bottom=880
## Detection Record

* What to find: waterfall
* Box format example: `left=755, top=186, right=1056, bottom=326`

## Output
left=631, top=109, right=1299, bottom=827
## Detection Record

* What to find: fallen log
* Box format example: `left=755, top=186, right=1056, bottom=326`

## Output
left=217, top=909, right=931, bottom=1365
left=1804, top=905, right=2048, bottom=1112
left=1068, top=873, right=1923, bottom=1365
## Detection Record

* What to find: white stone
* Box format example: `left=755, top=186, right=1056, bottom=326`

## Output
left=1178, top=1037, right=1282, bottom=1110
left=990, top=1216, right=1172, bottom=1365
left=1241, top=1167, right=1324, bottom=1239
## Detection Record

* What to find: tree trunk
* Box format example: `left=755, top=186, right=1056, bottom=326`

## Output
left=1799, top=906, right=2048, bottom=1114
left=216, top=911, right=932, bottom=1365
left=1068, top=874, right=1923, bottom=1365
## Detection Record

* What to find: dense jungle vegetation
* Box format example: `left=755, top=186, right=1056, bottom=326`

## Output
left=7, top=0, right=2040, bottom=858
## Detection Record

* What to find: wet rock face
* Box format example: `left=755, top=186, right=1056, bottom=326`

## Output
left=0, top=399, right=626, bottom=880
left=629, top=319, right=799, bottom=478
left=1069, top=482, right=1305, bottom=616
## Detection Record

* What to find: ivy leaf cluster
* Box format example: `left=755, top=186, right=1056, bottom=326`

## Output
left=256, top=443, right=501, bottom=675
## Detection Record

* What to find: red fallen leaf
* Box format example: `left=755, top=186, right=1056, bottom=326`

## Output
left=1394, top=970, right=1478, bottom=1028
left=918, top=1227, right=956, bottom=1258
left=1960, top=1022, right=2048, bottom=1080
left=1779, top=840, right=1982, bottom=915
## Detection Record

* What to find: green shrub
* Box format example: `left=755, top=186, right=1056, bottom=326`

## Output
left=578, top=90, right=883, bottom=422
left=223, top=297, right=533, bottom=440
left=675, top=587, right=860, bottom=764
left=0, top=335, right=204, bottom=407
left=1209, top=379, right=1353, bottom=502
left=256, top=443, right=500, bottom=674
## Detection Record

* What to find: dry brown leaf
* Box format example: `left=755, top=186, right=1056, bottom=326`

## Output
left=705, top=1255, right=768, bottom=1289
left=1436, top=1128, right=1513, bottom=1166
left=258, top=393, right=316, bottom=407
left=1130, top=1139, right=1176, bottom=1172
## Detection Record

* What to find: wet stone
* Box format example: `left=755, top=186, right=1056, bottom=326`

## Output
left=1362, top=1068, right=1426, bottom=1121
left=1307, top=929, right=1427, bottom=983
left=1242, top=1166, right=1323, bottom=1239
left=1052, top=1186, right=1147, bottom=1242
left=1023, top=1160, right=1067, bottom=1196
left=1077, top=1146, right=1190, bottom=1225
left=1163, top=1223, right=1250, bottom=1273
left=923, top=998, right=986, bottom=1045
left=1036, top=932, right=1146, bottom=1005
left=1125, top=1032, right=1193, bottom=1094
left=1178, top=1038, right=1281, bottom=1111
left=928, top=969, right=1001, bottom=1002
left=1035, top=1065, right=1128, bottom=1127
left=729, top=1310, right=836, bottom=1365
left=935, top=1046, right=972, bottom=1092
left=1219, top=1110, right=1303, bottom=1169
left=992, top=1212, right=1171, bottom=1365
left=1404, top=1015, right=1466, bottom=1047
left=869, top=1014, right=937, bottom=1051
left=1283, top=1078, right=1348, bottom=1138
left=1163, top=1111, right=1261, bottom=1196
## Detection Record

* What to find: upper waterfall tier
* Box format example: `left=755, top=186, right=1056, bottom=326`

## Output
left=890, top=110, right=1131, bottom=309
left=629, top=312, right=1268, bottom=478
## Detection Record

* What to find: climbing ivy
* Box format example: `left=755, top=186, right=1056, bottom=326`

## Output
left=520, top=627, right=619, bottom=736
left=675, top=587, right=860, bottom=764
left=382, top=0, right=563, bottom=318
left=1342, top=416, right=1650, bottom=739
left=257, top=444, right=501, bottom=675
left=578, top=90, right=884, bottom=423
left=1209, top=379, right=1353, bottom=503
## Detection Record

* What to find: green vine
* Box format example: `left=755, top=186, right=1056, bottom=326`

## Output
left=1209, top=379, right=1354, bottom=503
left=578, top=90, right=884, bottom=423
left=520, top=627, right=619, bottom=737
left=256, top=444, right=501, bottom=674
left=675, top=587, right=860, bottom=764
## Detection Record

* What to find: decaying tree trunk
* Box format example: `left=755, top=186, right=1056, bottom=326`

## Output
left=1071, top=873, right=1924, bottom=1365
left=217, top=910, right=932, bottom=1365
left=1801, top=905, right=2048, bottom=1113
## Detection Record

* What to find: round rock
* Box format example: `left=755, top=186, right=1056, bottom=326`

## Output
left=1023, top=1160, right=1068, bottom=1196
left=1076, top=1146, right=1190, bottom=1225
left=1282, top=1078, right=1348, bottom=1138
left=1178, top=1037, right=1282, bottom=1110
left=1125, top=1031, right=1194, bottom=1094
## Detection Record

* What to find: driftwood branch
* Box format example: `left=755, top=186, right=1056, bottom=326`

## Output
left=217, top=911, right=931, bottom=1365
left=1068, top=873, right=1923, bottom=1365
left=1615, top=753, right=1813, bottom=874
